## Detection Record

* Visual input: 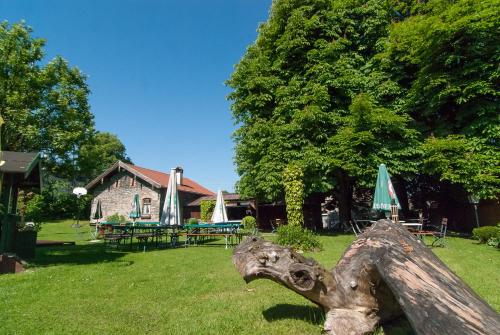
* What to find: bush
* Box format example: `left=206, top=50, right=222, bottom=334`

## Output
left=38, top=176, right=92, bottom=220
left=25, top=194, right=46, bottom=223
left=472, top=226, right=500, bottom=243
left=241, top=216, right=257, bottom=231
left=188, top=218, right=198, bottom=225
left=487, top=237, right=499, bottom=248
left=106, top=213, right=126, bottom=224
left=276, top=224, right=322, bottom=252
left=200, top=200, right=216, bottom=222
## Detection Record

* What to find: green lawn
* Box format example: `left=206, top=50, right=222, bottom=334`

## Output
left=0, top=220, right=498, bottom=334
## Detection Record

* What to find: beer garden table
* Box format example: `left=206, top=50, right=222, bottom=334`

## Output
left=182, top=222, right=243, bottom=249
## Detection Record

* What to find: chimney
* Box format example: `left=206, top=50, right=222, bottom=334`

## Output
left=175, top=166, right=183, bottom=185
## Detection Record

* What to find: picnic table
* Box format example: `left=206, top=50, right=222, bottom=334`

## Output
left=401, top=222, right=423, bottom=230
left=182, top=223, right=243, bottom=249
left=98, top=222, right=180, bottom=249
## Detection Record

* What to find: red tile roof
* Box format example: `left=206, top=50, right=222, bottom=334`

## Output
left=126, top=164, right=214, bottom=196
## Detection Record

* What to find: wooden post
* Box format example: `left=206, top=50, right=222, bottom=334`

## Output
left=233, top=220, right=500, bottom=334
left=253, top=199, right=260, bottom=229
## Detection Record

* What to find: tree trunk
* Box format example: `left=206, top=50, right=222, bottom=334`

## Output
left=394, top=176, right=410, bottom=217
left=233, top=220, right=500, bottom=334
left=337, top=169, right=352, bottom=226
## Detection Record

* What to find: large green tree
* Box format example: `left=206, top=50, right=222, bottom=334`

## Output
left=228, top=0, right=414, bottom=222
left=1, top=21, right=132, bottom=219
left=380, top=0, right=500, bottom=199
left=78, top=131, right=132, bottom=180
left=0, top=21, right=94, bottom=179
left=229, top=0, right=499, bottom=226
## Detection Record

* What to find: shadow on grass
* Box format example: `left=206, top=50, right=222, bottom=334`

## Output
left=31, top=244, right=130, bottom=267
left=321, top=232, right=356, bottom=237
left=262, top=304, right=324, bottom=326
left=262, top=304, right=415, bottom=334
left=379, top=316, right=415, bottom=335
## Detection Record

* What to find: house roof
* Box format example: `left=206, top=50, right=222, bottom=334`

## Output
left=85, top=161, right=214, bottom=196
left=127, top=164, right=214, bottom=195
left=0, top=151, right=40, bottom=177
left=187, top=193, right=242, bottom=207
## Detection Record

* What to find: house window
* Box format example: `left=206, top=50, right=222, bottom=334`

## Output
left=131, top=177, right=136, bottom=187
left=142, top=198, right=151, bottom=218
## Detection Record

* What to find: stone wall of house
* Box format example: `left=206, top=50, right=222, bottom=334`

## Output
left=90, top=170, right=161, bottom=222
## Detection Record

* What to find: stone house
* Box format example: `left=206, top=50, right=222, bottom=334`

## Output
left=85, top=161, right=214, bottom=222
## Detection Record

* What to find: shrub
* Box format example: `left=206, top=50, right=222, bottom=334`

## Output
left=487, top=237, right=499, bottom=248
left=472, top=226, right=500, bottom=243
left=188, top=218, right=198, bottom=225
left=25, top=194, right=46, bottom=223
left=38, top=176, right=92, bottom=220
left=200, top=200, right=216, bottom=222
left=276, top=224, right=322, bottom=252
left=106, top=213, right=126, bottom=224
left=241, top=216, right=257, bottom=230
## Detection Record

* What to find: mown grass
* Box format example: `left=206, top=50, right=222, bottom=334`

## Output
left=1, top=220, right=498, bottom=334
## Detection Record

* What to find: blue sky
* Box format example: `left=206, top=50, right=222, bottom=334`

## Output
left=0, top=0, right=272, bottom=192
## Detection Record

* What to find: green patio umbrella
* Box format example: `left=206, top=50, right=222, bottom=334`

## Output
left=129, top=193, right=141, bottom=223
left=372, top=164, right=401, bottom=214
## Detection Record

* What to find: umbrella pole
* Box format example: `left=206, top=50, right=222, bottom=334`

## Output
left=72, top=196, right=82, bottom=228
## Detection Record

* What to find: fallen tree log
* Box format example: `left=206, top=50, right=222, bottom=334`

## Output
left=233, top=220, right=500, bottom=334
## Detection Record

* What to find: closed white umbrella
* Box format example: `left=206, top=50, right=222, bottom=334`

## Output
left=160, top=168, right=181, bottom=226
left=211, top=190, right=228, bottom=223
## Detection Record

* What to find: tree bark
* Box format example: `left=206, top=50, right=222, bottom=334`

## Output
left=233, top=220, right=500, bottom=334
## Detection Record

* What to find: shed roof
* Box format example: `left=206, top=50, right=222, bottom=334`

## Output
left=187, top=193, right=242, bottom=207
left=0, top=151, right=40, bottom=177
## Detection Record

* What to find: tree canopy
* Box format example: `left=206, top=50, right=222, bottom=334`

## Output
left=228, top=0, right=499, bottom=222
left=0, top=22, right=94, bottom=179
left=228, top=0, right=404, bottom=203
left=0, top=21, right=131, bottom=218
left=380, top=0, right=500, bottom=199
left=0, top=21, right=130, bottom=184
left=78, top=132, right=132, bottom=180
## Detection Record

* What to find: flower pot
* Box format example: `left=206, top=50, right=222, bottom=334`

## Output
left=14, top=231, right=37, bottom=259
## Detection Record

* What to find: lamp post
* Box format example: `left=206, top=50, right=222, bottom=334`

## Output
left=468, top=195, right=480, bottom=228
left=72, top=187, right=87, bottom=228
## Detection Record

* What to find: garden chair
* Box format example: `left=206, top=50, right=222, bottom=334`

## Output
left=270, top=219, right=283, bottom=233
left=390, top=204, right=399, bottom=223
left=349, top=218, right=375, bottom=236
left=89, top=221, right=99, bottom=240
left=350, top=219, right=361, bottom=236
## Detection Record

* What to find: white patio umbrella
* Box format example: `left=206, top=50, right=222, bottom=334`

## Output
left=211, top=190, right=228, bottom=223
left=160, top=168, right=181, bottom=226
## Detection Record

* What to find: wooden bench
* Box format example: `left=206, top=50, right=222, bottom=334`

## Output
left=103, top=233, right=131, bottom=248
left=184, top=233, right=240, bottom=249
left=133, top=232, right=156, bottom=251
